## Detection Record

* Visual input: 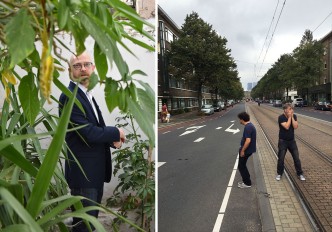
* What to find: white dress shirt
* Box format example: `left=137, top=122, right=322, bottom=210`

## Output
left=76, top=82, right=99, bottom=122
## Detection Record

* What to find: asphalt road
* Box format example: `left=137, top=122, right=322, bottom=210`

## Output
left=158, top=103, right=262, bottom=232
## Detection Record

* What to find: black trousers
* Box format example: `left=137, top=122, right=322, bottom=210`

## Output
left=277, top=139, right=303, bottom=176
left=238, top=153, right=253, bottom=186
left=71, top=187, right=104, bottom=232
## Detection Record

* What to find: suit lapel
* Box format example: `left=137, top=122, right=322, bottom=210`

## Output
left=69, top=82, right=100, bottom=123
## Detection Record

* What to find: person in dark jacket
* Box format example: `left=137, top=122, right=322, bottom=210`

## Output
left=59, top=51, right=125, bottom=231
left=276, top=103, right=305, bottom=181
left=237, top=112, right=257, bottom=188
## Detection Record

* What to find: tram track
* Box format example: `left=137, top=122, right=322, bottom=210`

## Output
left=248, top=103, right=332, bottom=232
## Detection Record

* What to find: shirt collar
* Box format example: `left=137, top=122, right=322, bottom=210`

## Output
left=71, top=81, right=91, bottom=95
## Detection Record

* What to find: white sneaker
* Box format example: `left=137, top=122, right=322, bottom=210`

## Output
left=237, top=181, right=243, bottom=187
left=238, top=182, right=251, bottom=188
left=299, top=175, right=305, bottom=181
left=276, top=175, right=281, bottom=181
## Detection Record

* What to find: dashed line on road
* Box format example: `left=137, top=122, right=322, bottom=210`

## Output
left=212, top=156, right=238, bottom=232
left=194, top=137, right=205, bottom=142
left=163, top=131, right=171, bottom=134
left=158, top=162, right=166, bottom=168
left=216, top=127, right=223, bottom=130
left=177, top=126, right=184, bottom=129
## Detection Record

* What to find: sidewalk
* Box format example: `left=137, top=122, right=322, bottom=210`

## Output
left=159, top=108, right=313, bottom=231
left=248, top=106, right=313, bottom=232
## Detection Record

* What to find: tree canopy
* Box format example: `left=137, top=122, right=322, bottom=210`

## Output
left=251, top=29, right=324, bottom=101
left=167, top=12, right=242, bottom=108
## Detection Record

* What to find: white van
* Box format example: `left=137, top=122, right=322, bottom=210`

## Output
left=292, top=98, right=303, bottom=107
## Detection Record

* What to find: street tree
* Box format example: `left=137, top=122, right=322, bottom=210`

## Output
left=293, top=29, right=324, bottom=99
left=168, top=12, right=235, bottom=109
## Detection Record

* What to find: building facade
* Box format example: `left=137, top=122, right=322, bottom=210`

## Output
left=300, top=30, right=332, bottom=103
left=158, top=6, right=214, bottom=115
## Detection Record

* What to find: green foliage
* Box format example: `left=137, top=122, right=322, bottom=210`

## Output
left=252, top=29, right=324, bottom=100
left=168, top=12, right=240, bottom=108
left=0, top=0, right=154, bottom=231
left=107, top=115, right=155, bottom=231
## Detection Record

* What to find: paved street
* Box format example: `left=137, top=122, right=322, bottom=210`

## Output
left=158, top=101, right=332, bottom=232
left=158, top=104, right=261, bottom=232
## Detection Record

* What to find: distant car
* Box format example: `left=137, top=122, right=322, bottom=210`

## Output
left=220, top=102, right=226, bottom=110
left=273, top=100, right=282, bottom=107
left=314, top=102, right=331, bottom=111
left=327, top=102, right=332, bottom=110
left=201, top=104, right=214, bottom=115
left=292, top=98, right=303, bottom=107
left=213, top=103, right=222, bottom=112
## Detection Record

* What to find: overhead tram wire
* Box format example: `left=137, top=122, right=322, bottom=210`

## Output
left=256, top=0, right=280, bottom=66
left=312, top=11, right=332, bottom=33
left=257, top=0, right=287, bottom=77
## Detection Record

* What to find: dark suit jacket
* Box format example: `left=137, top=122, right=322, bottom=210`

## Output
left=59, top=81, right=119, bottom=189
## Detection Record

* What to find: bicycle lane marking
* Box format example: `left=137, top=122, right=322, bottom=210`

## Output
left=212, top=155, right=238, bottom=232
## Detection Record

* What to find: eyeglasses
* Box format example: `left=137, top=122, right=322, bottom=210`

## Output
left=72, top=62, right=93, bottom=70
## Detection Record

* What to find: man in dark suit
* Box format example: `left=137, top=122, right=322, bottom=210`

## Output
left=59, top=51, right=125, bottom=231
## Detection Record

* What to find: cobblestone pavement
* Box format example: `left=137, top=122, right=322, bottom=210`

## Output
left=248, top=102, right=332, bottom=232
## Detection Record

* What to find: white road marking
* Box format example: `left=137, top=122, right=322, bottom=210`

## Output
left=212, top=214, right=224, bottom=232
left=230, top=120, right=235, bottom=122
left=213, top=156, right=238, bottom=231
left=177, top=126, right=184, bottom=130
left=216, top=127, right=223, bottom=130
left=194, top=137, right=205, bottom=142
left=163, top=131, right=171, bottom=134
left=225, top=123, right=240, bottom=134
left=158, top=162, right=166, bottom=168
left=180, top=125, right=206, bottom=136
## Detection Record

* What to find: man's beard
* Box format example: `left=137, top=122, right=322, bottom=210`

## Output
left=70, top=74, right=89, bottom=85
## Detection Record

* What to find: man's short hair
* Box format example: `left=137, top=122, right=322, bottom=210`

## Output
left=238, top=112, right=250, bottom=122
left=283, top=103, right=293, bottom=110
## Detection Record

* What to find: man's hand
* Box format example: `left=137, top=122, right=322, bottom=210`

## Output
left=113, top=128, right=126, bottom=149
left=119, top=128, right=126, bottom=143
left=240, top=150, right=245, bottom=157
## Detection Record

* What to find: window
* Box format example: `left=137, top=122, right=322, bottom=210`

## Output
left=165, top=27, right=174, bottom=43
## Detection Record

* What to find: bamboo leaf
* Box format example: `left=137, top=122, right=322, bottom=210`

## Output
left=38, top=196, right=82, bottom=226
left=0, top=146, right=38, bottom=177
left=18, top=73, right=40, bottom=126
left=5, top=112, right=21, bottom=136
left=1, top=224, right=31, bottom=232
left=94, top=43, right=108, bottom=81
left=127, top=97, right=154, bottom=146
left=26, top=86, right=78, bottom=218
left=131, top=70, right=147, bottom=77
left=58, top=0, right=70, bottom=29
left=87, top=72, right=99, bottom=91
left=53, top=77, right=85, bottom=114
left=123, top=33, right=155, bottom=52
left=105, top=78, right=119, bottom=113
left=4, top=9, right=35, bottom=68
left=0, top=188, right=43, bottom=232
left=77, top=12, right=129, bottom=78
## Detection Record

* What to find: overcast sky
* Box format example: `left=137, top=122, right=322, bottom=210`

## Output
left=158, top=0, right=332, bottom=91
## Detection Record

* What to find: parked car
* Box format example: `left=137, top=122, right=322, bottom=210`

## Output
left=273, top=100, right=282, bottom=107
left=213, top=103, right=222, bottom=112
left=220, top=102, right=226, bottom=110
left=201, top=104, right=214, bottom=115
left=314, top=102, right=331, bottom=111
left=292, top=98, right=303, bottom=107
left=327, top=102, right=332, bottom=110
